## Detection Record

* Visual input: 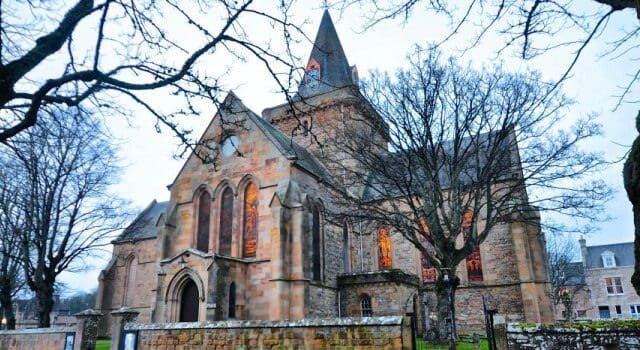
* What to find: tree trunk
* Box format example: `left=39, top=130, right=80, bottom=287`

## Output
left=435, top=272, right=460, bottom=345
left=623, top=111, right=640, bottom=296
left=36, top=282, right=55, bottom=328
left=0, top=278, right=16, bottom=330
left=631, top=203, right=640, bottom=295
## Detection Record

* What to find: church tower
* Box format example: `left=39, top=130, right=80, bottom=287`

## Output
left=262, top=10, right=388, bottom=161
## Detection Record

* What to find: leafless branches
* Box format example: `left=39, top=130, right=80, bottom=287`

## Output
left=0, top=108, right=130, bottom=327
left=1, top=0, right=307, bottom=163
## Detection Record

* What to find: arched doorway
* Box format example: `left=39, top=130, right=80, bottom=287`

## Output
left=179, top=279, right=199, bottom=322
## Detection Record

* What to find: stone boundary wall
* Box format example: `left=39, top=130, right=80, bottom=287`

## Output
left=0, top=327, right=75, bottom=350
left=506, top=323, right=640, bottom=350
left=125, top=316, right=412, bottom=349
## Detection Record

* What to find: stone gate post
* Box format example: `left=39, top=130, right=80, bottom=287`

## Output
left=110, top=307, right=139, bottom=350
left=74, top=309, right=103, bottom=350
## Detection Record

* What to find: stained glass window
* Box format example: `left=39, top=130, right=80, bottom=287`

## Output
left=243, top=183, right=258, bottom=258
left=377, top=227, right=392, bottom=270
left=462, top=211, right=483, bottom=282
left=418, top=218, right=436, bottom=283
left=197, top=191, right=211, bottom=253
left=219, top=187, right=233, bottom=256
left=312, top=205, right=322, bottom=280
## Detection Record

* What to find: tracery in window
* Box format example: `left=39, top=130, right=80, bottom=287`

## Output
left=360, top=294, right=372, bottom=317
left=219, top=187, right=233, bottom=256
left=462, top=211, right=483, bottom=282
left=377, top=227, right=393, bottom=270
left=197, top=191, right=211, bottom=253
left=243, top=182, right=258, bottom=258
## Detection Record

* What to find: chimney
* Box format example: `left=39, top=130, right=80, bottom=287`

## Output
left=579, top=236, right=588, bottom=267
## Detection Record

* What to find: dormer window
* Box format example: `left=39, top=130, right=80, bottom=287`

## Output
left=305, top=59, right=321, bottom=88
left=602, top=251, right=616, bottom=268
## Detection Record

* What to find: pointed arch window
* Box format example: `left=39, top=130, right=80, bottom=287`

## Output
left=418, top=218, right=436, bottom=283
left=219, top=187, right=234, bottom=256
left=243, top=183, right=259, bottom=258
left=228, top=282, right=236, bottom=319
left=360, top=294, right=372, bottom=317
left=197, top=191, right=211, bottom=253
left=312, top=204, right=322, bottom=281
left=179, top=279, right=199, bottom=322
left=462, top=211, right=483, bottom=282
left=123, top=255, right=137, bottom=306
left=377, top=227, right=392, bottom=270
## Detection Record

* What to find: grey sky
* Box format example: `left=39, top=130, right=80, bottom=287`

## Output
left=57, top=2, right=638, bottom=293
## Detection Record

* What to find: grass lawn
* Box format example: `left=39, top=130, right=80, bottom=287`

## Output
left=96, top=339, right=110, bottom=350
left=416, top=339, right=489, bottom=350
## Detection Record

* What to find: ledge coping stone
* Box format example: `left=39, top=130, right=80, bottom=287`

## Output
left=125, top=316, right=404, bottom=331
left=0, top=327, right=75, bottom=335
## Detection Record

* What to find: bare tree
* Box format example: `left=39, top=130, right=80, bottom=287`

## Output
left=328, top=48, right=610, bottom=340
left=546, top=235, right=585, bottom=322
left=1, top=108, right=129, bottom=327
left=0, top=160, right=26, bottom=330
left=335, top=0, right=638, bottom=106
left=0, top=0, right=308, bottom=159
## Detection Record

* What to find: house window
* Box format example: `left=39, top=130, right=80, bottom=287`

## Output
left=602, top=252, right=616, bottom=268
left=605, top=277, right=624, bottom=295
left=311, top=204, right=322, bottom=281
left=197, top=191, right=211, bottom=253
left=377, top=227, right=392, bottom=270
left=243, top=182, right=258, bottom=258
left=599, top=305, right=611, bottom=319
left=615, top=305, right=622, bottom=318
left=228, top=282, right=236, bottom=319
left=630, top=304, right=640, bottom=318
left=219, top=187, right=234, bottom=256
left=462, top=211, right=483, bottom=282
left=360, top=294, right=372, bottom=317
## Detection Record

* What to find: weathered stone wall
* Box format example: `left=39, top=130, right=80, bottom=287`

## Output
left=0, top=327, right=74, bottom=350
left=126, top=317, right=412, bottom=349
left=506, top=323, right=640, bottom=350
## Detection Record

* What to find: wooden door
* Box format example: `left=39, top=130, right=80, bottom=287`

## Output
left=179, top=280, right=199, bottom=322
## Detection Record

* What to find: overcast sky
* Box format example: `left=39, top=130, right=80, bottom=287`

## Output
left=56, top=2, right=639, bottom=294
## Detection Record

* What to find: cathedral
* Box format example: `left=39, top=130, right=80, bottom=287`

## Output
left=95, top=10, right=554, bottom=336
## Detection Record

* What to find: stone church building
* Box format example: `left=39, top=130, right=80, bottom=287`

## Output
left=95, top=10, right=554, bottom=336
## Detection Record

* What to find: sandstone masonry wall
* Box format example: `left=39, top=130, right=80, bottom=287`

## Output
left=0, top=327, right=74, bottom=350
left=126, top=317, right=412, bottom=349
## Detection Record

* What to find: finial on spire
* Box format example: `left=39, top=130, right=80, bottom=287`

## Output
left=323, top=0, right=329, bottom=10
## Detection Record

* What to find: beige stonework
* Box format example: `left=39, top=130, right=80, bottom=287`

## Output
left=95, top=10, right=553, bottom=338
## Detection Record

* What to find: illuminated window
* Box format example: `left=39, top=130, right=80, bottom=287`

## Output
left=605, top=277, right=624, bottom=295
left=360, top=294, right=372, bottom=317
left=418, top=218, right=436, bottom=282
left=197, top=191, right=211, bottom=253
left=462, top=211, right=483, bottom=282
left=243, top=182, right=259, bottom=258
left=377, top=227, right=392, bottom=270
left=219, top=187, right=233, bottom=256
left=312, top=205, right=322, bottom=280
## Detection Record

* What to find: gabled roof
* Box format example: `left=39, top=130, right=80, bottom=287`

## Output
left=297, top=10, right=355, bottom=99
left=585, top=242, right=634, bottom=268
left=115, top=200, right=168, bottom=243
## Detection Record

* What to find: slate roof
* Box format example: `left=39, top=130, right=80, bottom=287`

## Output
left=585, top=242, right=634, bottom=268
left=297, top=10, right=356, bottom=99
left=361, top=129, right=517, bottom=201
left=115, top=200, right=168, bottom=242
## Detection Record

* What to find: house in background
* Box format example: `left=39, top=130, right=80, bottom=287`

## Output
left=578, top=238, right=640, bottom=319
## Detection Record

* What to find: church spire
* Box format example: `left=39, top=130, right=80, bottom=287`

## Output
left=297, top=10, right=356, bottom=99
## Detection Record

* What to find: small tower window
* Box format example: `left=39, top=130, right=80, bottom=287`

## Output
left=311, top=204, right=322, bottom=280
left=303, top=120, right=310, bottom=136
left=360, top=294, right=372, bottom=317
left=228, top=282, right=236, bottom=319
